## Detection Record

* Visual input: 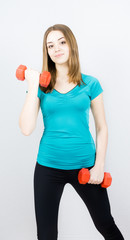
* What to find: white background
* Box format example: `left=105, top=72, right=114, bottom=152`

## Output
left=0, top=0, right=130, bottom=239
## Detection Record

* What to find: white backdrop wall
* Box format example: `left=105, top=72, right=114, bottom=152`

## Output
left=0, top=0, right=130, bottom=239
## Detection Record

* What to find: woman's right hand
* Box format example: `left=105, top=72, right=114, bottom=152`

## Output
left=25, top=68, right=41, bottom=87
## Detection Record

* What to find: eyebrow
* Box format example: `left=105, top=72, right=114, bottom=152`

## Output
left=47, top=37, right=65, bottom=45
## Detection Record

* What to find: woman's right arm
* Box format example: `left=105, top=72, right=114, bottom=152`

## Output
left=18, top=68, right=41, bottom=136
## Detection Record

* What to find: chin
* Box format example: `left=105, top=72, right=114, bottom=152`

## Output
left=56, top=58, right=68, bottom=64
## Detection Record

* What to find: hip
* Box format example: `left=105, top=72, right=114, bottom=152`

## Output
left=36, top=142, right=96, bottom=170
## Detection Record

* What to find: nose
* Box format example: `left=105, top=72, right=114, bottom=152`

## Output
left=54, top=43, right=61, bottom=52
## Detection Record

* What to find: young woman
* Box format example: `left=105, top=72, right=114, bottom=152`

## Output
left=19, top=24, right=124, bottom=240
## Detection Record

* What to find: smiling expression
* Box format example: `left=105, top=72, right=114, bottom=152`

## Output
left=46, top=30, right=70, bottom=65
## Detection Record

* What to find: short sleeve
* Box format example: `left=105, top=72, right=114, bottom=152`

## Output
left=37, top=86, right=42, bottom=99
left=90, top=78, right=103, bottom=100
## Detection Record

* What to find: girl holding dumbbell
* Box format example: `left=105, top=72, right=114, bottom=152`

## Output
left=18, top=24, right=124, bottom=240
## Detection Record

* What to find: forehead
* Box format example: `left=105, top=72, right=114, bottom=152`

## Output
left=47, top=31, right=65, bottom=44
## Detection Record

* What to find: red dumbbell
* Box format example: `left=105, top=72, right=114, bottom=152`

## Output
left=78, top=168, right=112, bottom=188
left=16, top=64, right=51, bottom=88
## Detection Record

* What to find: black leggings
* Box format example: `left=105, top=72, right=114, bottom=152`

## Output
left=33, top=162, right=124, bottom=240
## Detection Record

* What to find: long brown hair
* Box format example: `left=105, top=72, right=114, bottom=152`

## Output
left=39, top=24, right=86, bottom=94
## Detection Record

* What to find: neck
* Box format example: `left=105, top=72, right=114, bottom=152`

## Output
left=55, top=63, right=69, bottom=83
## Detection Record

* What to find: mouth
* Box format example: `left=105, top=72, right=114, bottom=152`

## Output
left=55, top=54, right=64, bottom=57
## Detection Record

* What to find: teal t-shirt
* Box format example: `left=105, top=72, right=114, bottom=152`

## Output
left=36, top=73, right=103, bottom=170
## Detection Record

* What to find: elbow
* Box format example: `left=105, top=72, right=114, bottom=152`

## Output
left=20, top=129, right=35, bottom=136
left=18, top=118, right=36, bottom=136
left=19, top=127, right=31, bottom=136
left=21, top=130, right=31, bottom=136
left=96, top=124, right=108, bottom=133
left=19, top=123, right=35, bottom=136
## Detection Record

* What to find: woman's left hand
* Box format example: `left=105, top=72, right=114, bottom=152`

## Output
left=87, top=165, right=104, bottom=185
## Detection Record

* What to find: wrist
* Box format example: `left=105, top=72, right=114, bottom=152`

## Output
left=94, top=162, right=105, bottom=169
left=27, top=83, right=39, bottom=92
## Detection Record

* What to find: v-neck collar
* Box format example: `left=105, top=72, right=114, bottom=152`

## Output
left=53, top=84, right=78, bottom=95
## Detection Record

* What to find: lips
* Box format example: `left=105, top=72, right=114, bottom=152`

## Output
left=55, top=54, right=64, bottom=57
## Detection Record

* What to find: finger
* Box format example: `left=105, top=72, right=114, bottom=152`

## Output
left=88, top=180, right=99, bottom=184
left=87, top=181, right=92, bottom=184
left=88, top=180, right=94, bottom=184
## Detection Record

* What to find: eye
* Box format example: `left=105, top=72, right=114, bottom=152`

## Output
left=48, top=45, right=53, bottom=49
left=60, top=41, right=66, bottom=44
left=48, top=41, right=66, bottom=49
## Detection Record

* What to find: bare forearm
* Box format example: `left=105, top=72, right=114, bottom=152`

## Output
left=94, top=126, right=108, bottom=168
left=19, top=83, right=39, bottom=135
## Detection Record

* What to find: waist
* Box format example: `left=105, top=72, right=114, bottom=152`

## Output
left=38, top=141, right=96, bottom=156
left=40, top=132, right=95, bottom=145
left=37, top=142, right=96, bottom=169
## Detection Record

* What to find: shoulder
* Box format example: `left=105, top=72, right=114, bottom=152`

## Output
left=37, top=85, right=46, bottom=100
left=81, top=73, right=100, bottom=86
left=81, top=73, right=103, bottom=101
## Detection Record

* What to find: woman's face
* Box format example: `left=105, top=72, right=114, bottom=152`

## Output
left=46, top=30, right=70, bottom=65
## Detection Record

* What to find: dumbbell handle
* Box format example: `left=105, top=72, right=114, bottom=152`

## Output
left=78, top=168, right=112, bottom=188
left=16, top=64, right=51, bottom=88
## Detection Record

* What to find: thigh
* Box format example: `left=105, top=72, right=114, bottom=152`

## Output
left=33, top=162, right=66, bottom=239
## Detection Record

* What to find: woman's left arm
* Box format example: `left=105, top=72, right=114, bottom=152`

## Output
left=88, top=93, right=108, bottom=184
